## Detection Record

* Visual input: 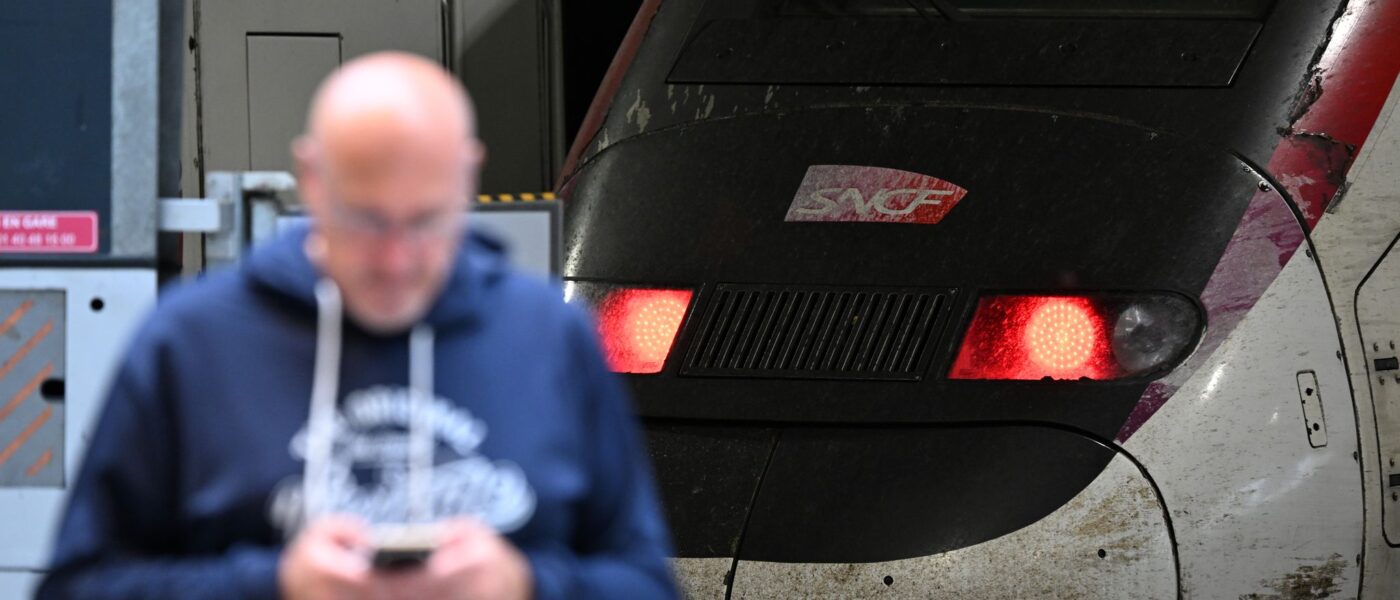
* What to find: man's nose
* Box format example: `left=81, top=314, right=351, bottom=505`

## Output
left=374, top=231, right=417, bottom=275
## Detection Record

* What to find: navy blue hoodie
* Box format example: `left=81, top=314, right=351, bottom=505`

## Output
left=38, top=226, right=677, bottom=599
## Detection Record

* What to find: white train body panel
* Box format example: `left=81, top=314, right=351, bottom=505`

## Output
left=1311, top=73, right=1400, bottom=598
left=1124, top=247, right=1361, bottom=597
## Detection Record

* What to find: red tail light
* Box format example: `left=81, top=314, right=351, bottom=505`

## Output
left=563, top=282, right=694, bottom=373
left=1024, top=298, right=1101, bottom=374
left=949, top=294, right=1199, bottom=381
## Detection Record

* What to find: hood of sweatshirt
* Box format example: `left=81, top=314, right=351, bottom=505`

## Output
left=243, top=222, right=511, bottom=331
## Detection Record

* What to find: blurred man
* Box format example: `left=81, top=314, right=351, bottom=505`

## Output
left=39, top=52, right=677, bottom=600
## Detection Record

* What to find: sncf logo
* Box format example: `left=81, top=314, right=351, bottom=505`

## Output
left=784, top=165, right=968, bottom=224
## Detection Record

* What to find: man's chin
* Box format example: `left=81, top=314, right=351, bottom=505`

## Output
left=346, top=298, right=429, bottom=335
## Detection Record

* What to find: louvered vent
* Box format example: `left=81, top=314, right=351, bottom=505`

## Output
left=680, top=285, right=952, bottom=380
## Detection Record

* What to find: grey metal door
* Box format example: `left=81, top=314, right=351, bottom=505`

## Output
left=193, top=0, right=445, bottom=175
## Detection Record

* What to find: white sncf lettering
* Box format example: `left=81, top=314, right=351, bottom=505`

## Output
left=794, top=187, right=954, bottom=217
left=793, top=189, right=838, bottom=215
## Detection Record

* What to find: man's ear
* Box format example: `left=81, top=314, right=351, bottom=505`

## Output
left=465, top=138, right=487, bottom=170
left=292, top=135, right=323, bottom=210
left=292, top=135, right=315, bottom=171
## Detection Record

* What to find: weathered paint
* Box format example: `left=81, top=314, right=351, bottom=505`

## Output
left=1355, top=244, right=1400, bottom=543
left=1117, top=184, right=1304, bottom=442
left=557, top=0, right=663, bottom=181
left=1277, top=0, right=1400, bottom=227
left=1310, top=73, right=1400, bottom=598
left=729, top=456, right=1175, bottom=599
left=1351, top=141, right=1400, bottom=543
left=626, top=90, right=653, bottom=133
left=1124, top=248, right=1361, bottom=598
left=1240, top=554, right=1347, bottom=600
left=562, top=2, right=1400, bottom=597
left=672, top=557, right=733, bottom=600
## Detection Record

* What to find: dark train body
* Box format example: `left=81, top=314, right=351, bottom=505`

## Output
left=558, top=1, right=1400, bottom=596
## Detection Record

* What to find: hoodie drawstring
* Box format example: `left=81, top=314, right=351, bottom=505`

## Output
left=408, top=325, right=435, bottom=523
left=306, top=278, right=436, bottom=525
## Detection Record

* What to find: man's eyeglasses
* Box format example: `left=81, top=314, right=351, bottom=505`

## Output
left=322, top=195, right=464, bottom=243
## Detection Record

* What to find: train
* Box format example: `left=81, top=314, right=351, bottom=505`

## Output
left=557, top=0, right=1400, bottom=597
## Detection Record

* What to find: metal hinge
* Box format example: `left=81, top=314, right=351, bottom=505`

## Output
left=158, top=197, right=230, bottom=233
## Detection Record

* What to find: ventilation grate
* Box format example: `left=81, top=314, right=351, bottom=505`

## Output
left=680, top=285, right=952, bottom=380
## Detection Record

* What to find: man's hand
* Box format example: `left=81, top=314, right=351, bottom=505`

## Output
left=378, top=518, right=533, bottom=600
left=280, top=516, right=377, bottom=600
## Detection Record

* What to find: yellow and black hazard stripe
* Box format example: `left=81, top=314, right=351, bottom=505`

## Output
left=475, top=192, right=558, bottom=204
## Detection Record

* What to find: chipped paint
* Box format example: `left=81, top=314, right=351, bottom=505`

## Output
left=1266, top=0, right=1400, bottom=227
left=764, top=85, right=777, bottom=106
left=695, top=94, right=716, bottom=120
left=1288, top=74, right=1327, bottom=126
left=1267, top=131, right=1355, bottom=225
left=1239, top=554, right=1346, bottom=600
left=1276, top=173, right=1317, bottom=203
left=625, top=90, right=652, bottom=133
left=729, top=456, right=1175, bottom=598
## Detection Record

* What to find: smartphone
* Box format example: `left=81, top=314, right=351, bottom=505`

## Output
left=372, top=545, right=433, bottom=570
left=370, top=523, right=439, bottom=570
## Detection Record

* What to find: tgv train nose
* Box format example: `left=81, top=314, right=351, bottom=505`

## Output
left=653, top=424, right=1176, bottom=599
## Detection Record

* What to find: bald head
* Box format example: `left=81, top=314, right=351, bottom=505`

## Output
left=295, top=52, right=484, bottom=333
left=303, top=52, right=478, bottom=186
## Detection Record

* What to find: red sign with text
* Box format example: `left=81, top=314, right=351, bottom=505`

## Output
left=0, top=211, right=99, bottom=253
left=785, top=165, right=969, bottom=224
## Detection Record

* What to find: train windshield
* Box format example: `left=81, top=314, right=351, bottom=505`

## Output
left=675, top=0, right=1270, bottom=86
left=773, top=0, right=1274, bottom=19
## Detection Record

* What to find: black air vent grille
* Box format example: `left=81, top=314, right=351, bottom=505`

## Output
left=681, top=285, right=953, bottom=380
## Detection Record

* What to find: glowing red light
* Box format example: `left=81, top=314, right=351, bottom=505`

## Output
left=1025, top=299, right=1098, bottom=372
left=598, top=289, right=692, bottom=373
left=949, top=295, right=1109, bottom=380
left=625, top=294, right=689, bottom=364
